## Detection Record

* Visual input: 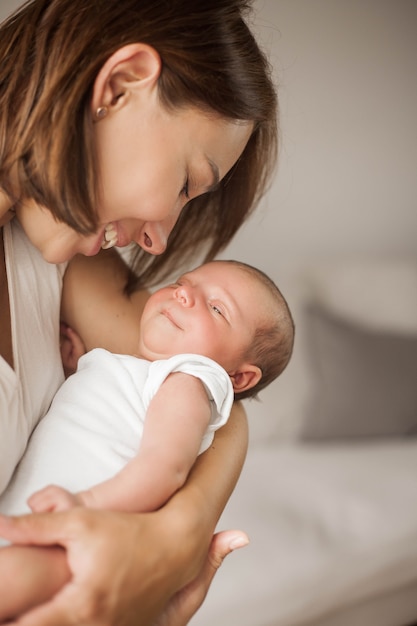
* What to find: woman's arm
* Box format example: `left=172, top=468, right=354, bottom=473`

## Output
left=0, top=402, right=248, bottom=626
left=61, top=250, right=149, bottom=354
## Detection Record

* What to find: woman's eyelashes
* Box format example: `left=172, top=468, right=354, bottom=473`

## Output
left=180, top=178, right=190, bottom=199
left=180, top=168, right=214, bottom=202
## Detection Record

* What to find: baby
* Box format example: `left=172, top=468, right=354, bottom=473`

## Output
left=0, top=259, right=294, bottom=620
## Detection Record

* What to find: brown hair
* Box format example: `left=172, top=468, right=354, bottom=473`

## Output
left=222, top=260, right=295, bottom=401
left=0, top=0, right=277, bottom=285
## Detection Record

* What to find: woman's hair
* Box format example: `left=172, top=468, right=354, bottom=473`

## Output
left=0, top=0, right=278, bottom=285
left=223, top=260, right=295, bottom=402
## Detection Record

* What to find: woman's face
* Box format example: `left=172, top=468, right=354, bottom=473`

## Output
left=16, top=96, right=252, bottom=264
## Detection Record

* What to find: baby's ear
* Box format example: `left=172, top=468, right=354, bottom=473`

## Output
left=229, top=364, right=262, bottom=394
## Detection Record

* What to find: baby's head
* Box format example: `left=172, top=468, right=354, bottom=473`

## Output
left=219, top=260, right=294, bottom=400
left=139, top=260, right=294, bottom=399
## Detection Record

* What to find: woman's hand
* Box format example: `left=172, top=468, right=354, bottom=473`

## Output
left=153, top=530, right=249, bottom=626
left=0, top=507, right=183, bottom=625
left=0, top=510, right=248, bottom=626
left=0, top=401, right=249, bottom=626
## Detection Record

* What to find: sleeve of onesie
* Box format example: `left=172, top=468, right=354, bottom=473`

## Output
left=142, top=354, right=234, bottom=454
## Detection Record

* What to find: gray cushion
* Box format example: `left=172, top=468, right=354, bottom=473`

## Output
left=300, top=305, right=417, bottom=440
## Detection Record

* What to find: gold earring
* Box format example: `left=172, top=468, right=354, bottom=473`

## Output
left=95, top=106, right=108, bottom=120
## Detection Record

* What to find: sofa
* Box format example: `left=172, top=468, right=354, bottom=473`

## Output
left=191, top=257, right=417, bottom=626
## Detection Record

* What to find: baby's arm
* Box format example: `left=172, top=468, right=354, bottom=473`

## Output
left=30, top=372, right=212, bottom=514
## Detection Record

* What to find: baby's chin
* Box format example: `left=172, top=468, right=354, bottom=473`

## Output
left=135, top=341, right=169, bottom=363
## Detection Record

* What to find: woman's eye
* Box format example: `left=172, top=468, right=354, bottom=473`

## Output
left=181, top=178, right=190, bottom=199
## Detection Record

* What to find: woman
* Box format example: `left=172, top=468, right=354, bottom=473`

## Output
left=0, top=0, right=277, bottom=623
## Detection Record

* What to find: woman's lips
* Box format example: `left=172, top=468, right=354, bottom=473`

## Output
left=86, top=232, right=106, bottom=256
left=85, top=223, right=124, bottom=257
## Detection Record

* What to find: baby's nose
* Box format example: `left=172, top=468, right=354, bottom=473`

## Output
left=174, top=285, right=194, bottom=307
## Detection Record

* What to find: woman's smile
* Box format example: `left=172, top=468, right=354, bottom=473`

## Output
left=101, top=223, right=118, bottom=249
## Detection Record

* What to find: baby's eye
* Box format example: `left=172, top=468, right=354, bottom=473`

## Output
left=210, top=303, right=223, bottom=316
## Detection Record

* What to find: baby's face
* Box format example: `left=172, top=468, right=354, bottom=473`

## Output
left=138, top=261, right=268, bottom=372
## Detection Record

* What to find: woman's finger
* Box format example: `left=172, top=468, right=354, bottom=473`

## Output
left=0, top=511, right=77, bottom=547
left=0, top=510, right=177, bottom=626
left=154, top=529, right=249, bottom=626
left=6, top=593, right=74, bottom=626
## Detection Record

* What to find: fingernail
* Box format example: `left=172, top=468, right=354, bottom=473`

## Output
left=229, top=535, right=250, bottom=550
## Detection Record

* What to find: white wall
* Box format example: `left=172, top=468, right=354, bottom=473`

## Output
left=217, top=0, right=417, bottom=435
left=220, top=0, right=417, bottom=267
left=0, top=0, right=20, bottom=20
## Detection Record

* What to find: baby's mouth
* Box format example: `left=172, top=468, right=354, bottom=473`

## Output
left=101, top=223, right=118, bottom=249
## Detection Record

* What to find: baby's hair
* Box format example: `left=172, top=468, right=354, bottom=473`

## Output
left=219, top=260, right=295, bottom=401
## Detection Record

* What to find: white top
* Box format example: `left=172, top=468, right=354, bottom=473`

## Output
left=0, top=348, right=234, bottom=518
left=0, top=221, right=65, bottom=494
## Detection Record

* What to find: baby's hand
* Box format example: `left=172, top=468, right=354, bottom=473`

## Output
left=28, top=485, right=83, bottom=513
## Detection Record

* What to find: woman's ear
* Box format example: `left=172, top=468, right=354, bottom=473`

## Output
left=91, top=43, right=161, bottom=115
left=229, top=364, right=262, bottom=395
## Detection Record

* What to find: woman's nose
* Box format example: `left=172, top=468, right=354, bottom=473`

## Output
left=140, top=206, right=183, bottom=255
left=140, top=222, right=169, bottom=255
left=174, top=284, right=194, bottom=307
